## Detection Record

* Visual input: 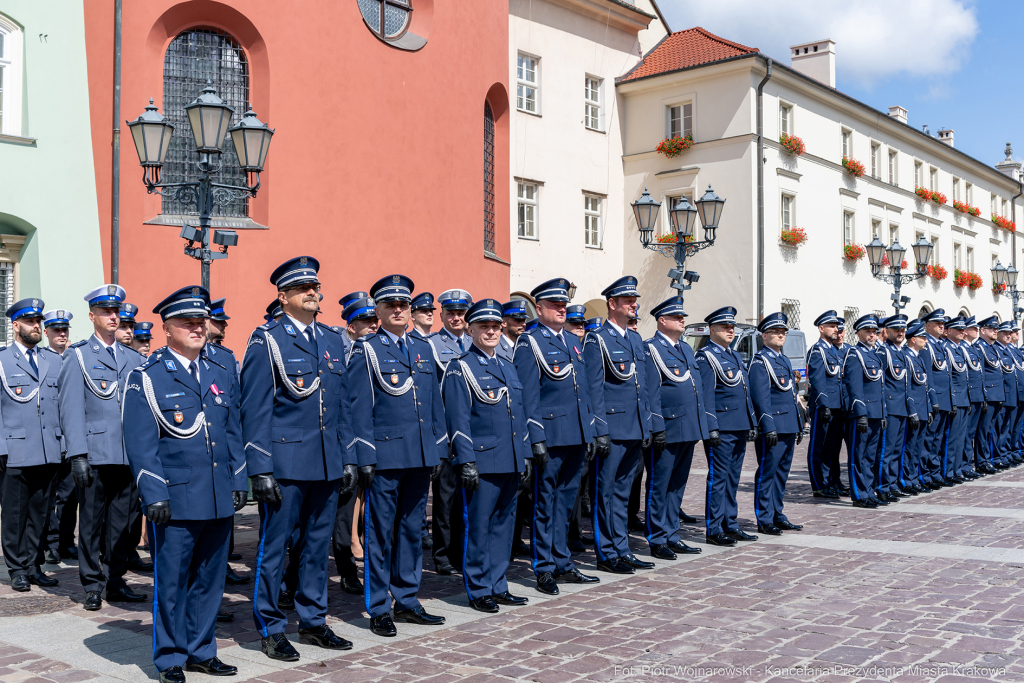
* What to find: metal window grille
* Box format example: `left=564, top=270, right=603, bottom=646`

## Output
left=357, top=0, right=412, bottom=40
left=483, top=101, right=495, bottom=253
left=844, top=307, right=859, bottom=344
left=0, top=263, right=13, bottom=345
left=163, top=27, right=249, bottom=217
left=781, top=299, right=800, bottom=329
left=873, top=310, right=886, bottom=320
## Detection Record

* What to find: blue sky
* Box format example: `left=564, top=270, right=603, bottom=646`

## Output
left=657, top=0, right=1014, bottom=168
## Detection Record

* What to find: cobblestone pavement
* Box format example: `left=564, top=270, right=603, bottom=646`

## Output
left=0, top=443, right=1022, bottom=682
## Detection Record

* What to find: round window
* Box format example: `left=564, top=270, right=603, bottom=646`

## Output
left=357, top=0, right=412, bottom=41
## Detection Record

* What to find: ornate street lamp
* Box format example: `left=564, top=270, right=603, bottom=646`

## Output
left=867, top=236, right=932, bottom=313
left=992, top=261, right=1023, bottom=322
left=632, top=188, right=660, bottom=247
left=128, top=84, right=273, bottom=290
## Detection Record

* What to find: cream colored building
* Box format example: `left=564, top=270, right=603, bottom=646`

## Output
left=618, top=29, right=1022, bottom=339
left=508, top=0, right=668, bottom=314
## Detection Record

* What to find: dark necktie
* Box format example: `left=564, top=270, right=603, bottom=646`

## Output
left=28, top=348, right=37, bottom=375
left=458, top=337, right=465, bottom=352
left=305, top=326, right=316, bottom=349
left=107, top=346, right=116, bottom=364
left=397, top=337, right=408, bottom=361
left=189, top=361, right=199, bottom=385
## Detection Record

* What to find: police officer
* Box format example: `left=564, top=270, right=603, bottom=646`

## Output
left=43, top=310, right=73, bottom=355
left=1008, top=323, right=1024, bottom=465
left=348, top=274, right=448, bottom=636
left=242, top=257, right=356, bottom=660
left=918, top=309, right=954, bottom=487
left=525, top=318, right=539, bottom=333
left=499, top=300, right=528, bottom=363
left=115, top=302, right=138, bottom=346
left=825, top=320, right=853, bottom=497
left=806, top=311, right=842, bottom=499
left=132, top=322, right=154, bottom=356
left=122, top=286, right=247, bottom=683
left=960, top=317, right=987, bottom=479
left=876, top=315, right=917, bottom=501
left=426, top=288, right=472, bottom=575
left=901, top=321, right=931, bottom=493
left=585, top=317, right=603, bottom=333
left=694, top=307, right=757, bottom=546
left=843, top=314, right=887, bottom=508
left=442, top=299, right=532, bottom=612
left=514, top=277, right=601, bottom=595
left=40, top=310, right=77, bottom=564
left=410, top=292, right=435, bottom=340
left=339, top=292, right=378, bottom=363
left=749, top=312, right=803, bottom=535
left=565, top=305, right=587, bottom=339
left=0, top=298, right=63, bottom=591
left=994, top=321, right=1019, bottom=468
left=975, top=316, right=1004, bottom=473
left=264, top=299, right=283, bottom=323
left=643, top=297, right=706, bottom=559
left=59, top=285, right=149, bottom=609
left=583, top=276, right=655, bottom=573
left=942, top=316, right=971, bottom=483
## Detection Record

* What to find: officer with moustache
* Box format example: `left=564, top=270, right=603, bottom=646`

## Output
left=875, top=315, right=916, bottom=501
left=243, top=257, right=356, bottom=660
left=643, top=297, right=706, bottom=559
left=1008, top=323, right=1024, bottom=464
left=843, top=314, right=887, bottom=508
left=409, top=293, right=435, bottom=340
left=900, top=321, right=930, bottom=493
left=941, top=317, right=971, bottom=483
left=348, top=274, right=448, bottom=636
left=40, top=310, right=77, bottom=565
left=827, top=321, right=853, bottom=497
left=960, top=317, right=987, bottom=478
left=918, top=310, right=954, bottom=488
left=0, top=298, right=63, bottom=591
left=583, top=276, right=656, bottom=574
left=498, top=300, right=528, bottom=363
left=59, top=285, right=149, bottom=609
left=442, top=299, right=532, bottom=613
left=513, top=278, right=601, bottom=595
left=695, top=307, right=757, bottom=546
left=974, top=316, right=1004, bottom=473
left=132, top=322, right=154, bottom=356
left=123, top=286, right=248, bottom=683
left=994, top=321, right=1019, bottom=468
left=748, top=312, right=803, bottom=535
left=806, top=311, right=842, bottom=499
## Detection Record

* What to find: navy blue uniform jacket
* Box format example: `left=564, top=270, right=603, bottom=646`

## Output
left=748, top=347, right=799, bottom=434
left=694, top=341, right=755, bottom=432
left=842, top=343, right=887, bottom=419
left=806, top=338, right=842, bottom=411
left=582, top=322, right=653, bottom=441
left=644, top=333, right=710, bottom=443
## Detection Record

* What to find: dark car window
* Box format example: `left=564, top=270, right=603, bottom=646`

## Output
left=684, top=334, right=708, bottom=352
left=783, top=332, right=807, bottom=360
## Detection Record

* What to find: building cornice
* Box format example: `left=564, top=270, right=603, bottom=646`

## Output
left=546, top=0, right=656, bottom=32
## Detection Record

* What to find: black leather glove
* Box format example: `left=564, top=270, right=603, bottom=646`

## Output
left=585, top=441, right=595, bottom=463
left=147, top=500, right=171, bottom=525
left=641, top=434, right=652, bottom=449
left=250, top=474, right=283, bottom=504
left=747, top=429, right=757, bottom=442
left=594, top=434, right=611, bottom=459
left=950, top=405, right=958, bottom=418
left=520, top=458, right=532, bottom=484
left=70, top=456, right=94, bottom=489
left=981, top=401, right=988, bottom=416
left=430, top=462, right=444, bottom=481
left=358, top=464, right=376, bottom=490
left=796, top=431, right=803, bottom=445
left=764, top=430, right=778, bottom=448
left=908, top=414, right=920, bottom=430
left=857, top=416, right=869, bottom=434
left=652, top=431, right=667, bottom=455
left=707, top=430, right=721, bottom=448
left=458, top=462, right=480, bottom=492
left=928, top=412, right=934, bottom=425
left=339, top=464, right=357, bottom=495
left=822, top=407, right=833, bottom=424
left=531, top=442, right=549, bottom=474
left=232, top=490, right=248, bottom=511
left=931, top=404, right=939, bottom=417
left=880, top=418, right=888, bottom=431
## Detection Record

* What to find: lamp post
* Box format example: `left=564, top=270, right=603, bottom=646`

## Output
left=865, top=235, right=933, bottom=313
left=126, top=83, right=274, bottom=290
left=631, top=184, right=726, bottom=302
left=992, top=261, right=1022, bottom=322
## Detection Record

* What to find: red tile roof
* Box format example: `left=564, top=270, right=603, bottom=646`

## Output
left=620, top=27, right=758, bottom=82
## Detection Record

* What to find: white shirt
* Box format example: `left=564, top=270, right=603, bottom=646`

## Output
left=94, top=334, right=116, bottom=359
left=15, top=341, right=38, bottom=368
left=443, top=327, right=469, bottom=349
left=381, top=327, right=408, bottom=346
left=656, top=331, right=682, bottom=348
left=168, top=346, right=202, bottom=384
left=608, top=320, right=628, bottom=338
left=285, top=314, right=316, bottom=339
left=540, top=323, right=567, bottom=348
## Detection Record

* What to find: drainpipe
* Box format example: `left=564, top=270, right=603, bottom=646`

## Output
left=111, top=0, right=122, bottom=284
left=1013, top=173, right=1022, bottom=271
left=756, top=56, right=772, bottom=321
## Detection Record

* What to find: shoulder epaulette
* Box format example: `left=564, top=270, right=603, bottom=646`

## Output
left=70, top=340, right=88, bottom=349
left=138, top=355, right=161, bottom=371
left=319, top=325, right=341, bottom=338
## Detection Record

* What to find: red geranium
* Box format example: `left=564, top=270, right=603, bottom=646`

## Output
left=780, top=227, right=808, bottom=245
left=844, top=244, right=865, bottom=261
left=993, top=215, right=1016, bottom=232
left=842, top=156, right=865, bottom=178
left=656, top=135, right=694, bottom=158
left=779, top=133, right=806, bottom=156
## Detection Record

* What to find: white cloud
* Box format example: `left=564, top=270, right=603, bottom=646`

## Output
left=657, top=0, right=979, bottom=88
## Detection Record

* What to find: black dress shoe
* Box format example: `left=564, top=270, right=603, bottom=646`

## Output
left=228, top=552, right=242, bottom=561
left=422, top=534, right=434, bottom=550
left=869, top=496, right=889, bottom=506
left=61, top=546, right=79, bottom=560
left=705, top=533, right=736, bottom=546
left=813, top=489, right=840, bottom=499
left=107, top=585, right=147, bottom=602
left=978, top=464, right=997, bottom=474
left=43, top=550, right=60, bottom=565
left=225, top=568, right=250, bottom=585
left=567, top=538, right=587, bottom=553
left=680, top=510, right=698, bottom=524
left=879, top=492, right=900, bottom=503
left=620, top=554, right=655, bottom=569
left=11, top=574, right=29, bottom=592
left=395, top=605, right=446, bottom=625
left=435, top=561, right=456, bottom=575
left=949, top=476, right=965, bottom=484
left=757, top=524, right=782, bottom=536
left=127, top=556, right=154, bottom=572
left=627, top=518, right=646, bottom=532
left=650, top=544, right=676, bottom=560
left=512, top=540, right=531, bottom=557
left=836, top=485, right=851, bottom=496
left=596, top=558, right=635, bottom=574
left=340, top=575, right=362, bottom=595
left=299, top=624, right=352, bottom=650
left=775, top=520, right=803, bottom=531
left=492, top=591, right=528, bottom=606
left=216, top=610, right=233, bottom=622
left=725, top=530, right=758, bottom=542
left=470, top=596, right=499, bottom=613
left=852, top=499, right=878, bottom=508
left=536, top=572, right=559, bottom=595
left=667, top=540, right=701, bottom=554
left=278, top=591, right=294, bottom=610
left=554, top=567, right=600, bottom=583
left=370, top=613, right=397, bottom=637
left=159, top=666, right=186, bottom=683
left=28, top=572, right=58, bottom=587
left=261, top=633, right=300, bottom=661
left=890, top=489, right=911, bottom=498
left=186, top=657, right=237, bottom=676
left=83, top=591, right=102, bottom=610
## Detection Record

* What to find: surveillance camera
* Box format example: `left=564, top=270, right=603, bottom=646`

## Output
left=683, top=270, right=700, bottom=284
left=213, top=230, right=238, bottom=248
left=180, top=224, right=201, bottom=243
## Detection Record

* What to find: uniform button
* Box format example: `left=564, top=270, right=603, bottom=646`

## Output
left=212, top=442, right=217, bottom=447
left=203, top=404, right=207, bottom=409
left=319, top=370, right=324, bottom=375
left=420, top=419, right=424, bottom=423
left=385, top=436, right=389, bottom=441
left=165, top=479, right=169, bottom=484
left=281, top=437, right=285, bottom=442
left=418, top=402, right=422, bottom=406
left=214, top=462, right=218, bottom=467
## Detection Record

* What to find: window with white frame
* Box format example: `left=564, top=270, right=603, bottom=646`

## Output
left=914, top=161, right=923, bottom=187
left=516, top=52, right=539, bottom=114
left=992, top=194, right=997, bottom=216
left=843, top=211, right=854, bottom=245
left=1002, top=198, right=1008, bottom=217
left=668, top=102, right=692, bottom=139
left=584, top=194, right=602, bottom=248
left=966, top=182, right=973, bottom=204
left=889, top=224, right=899, bottom=246
left=888, top=150, right=897, bottom=184
left=953, top=177, right=960, bottom=202
left=779, top=102, right=793, bottom=135
left=781, top=194, right=794, bottom=232
left=0, top=261, right=12, bottom=345
left=929, top=167, right=938, bottom=191
left=966, top=246, right=974, bottom=271
left=871, top=218, right=881, bottom=239
left=993, top=253, right=999, bottom=269
left=0, top=15, right=23, bottom=137
left=931, top=235, right=939, bottom=265
left=870, top=143, right=880, bottom=178
left=517, top=182, right=538, bottom=239
left=584, top=75, right=602, bottom=131
left=953, top=241, right=962, bottom=270
left=841, top=129, right=851, bottom=158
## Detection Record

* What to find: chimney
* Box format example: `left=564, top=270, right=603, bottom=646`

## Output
left=996, top=142, right=1021, bottom=179
left=888, top=106, right=908, bottom=124
left=790, top=39, right=835, bottom=88
left=921, top=124, right=930, bottom=136
left=937, top=128, right=954, bottom=147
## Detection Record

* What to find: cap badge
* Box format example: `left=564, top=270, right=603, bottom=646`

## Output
left=300, top=257, right=308, bottom=266
left=487, top=300, right=493, bottom=306
left=32, top=299, right=38, bottom=307
left=191, top=287, right=200, bottom=297
left=58, top=310, right=65, bottom=317
left=392, top=275, right=400, bottom=284
left=107, top=285, right=117, bottom=295
left=174, top=411, right=184, bottom=424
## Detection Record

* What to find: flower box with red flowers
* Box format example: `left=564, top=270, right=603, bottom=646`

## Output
left=993, top=282, right=1008, bottom=295
left=953, top=200, right=981, bottom=217
left=992, top=214, right=1017, bottom=232
left=881, top=254, right=908, bottom=269
left=844, top=244, right=865, bottom=261
left=915, top=187, right=947, bottom=205
left=780, top=227, right=808, bottom=246
left=925, top=264, right=948, bottom=281
left=842, top=156, right=865, bottom=178
left=656, top=134, right=694, bottom=159
left=954, top=269, right=984, bottom=290
left=655, top=233, right=694, bottom=244
left=779, top=133, right=806, bottom=156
